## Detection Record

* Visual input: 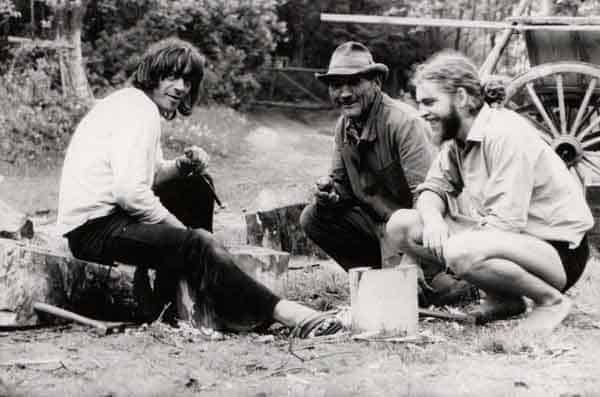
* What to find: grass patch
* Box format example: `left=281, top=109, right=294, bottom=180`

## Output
left=282, top=259, right=349, bottom=311
left=0, top=105, right=253, bottom=216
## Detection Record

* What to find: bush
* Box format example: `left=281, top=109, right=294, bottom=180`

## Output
left=0, top=59, right=89, bottom=166
left=84, top=0, right=286, bottom=108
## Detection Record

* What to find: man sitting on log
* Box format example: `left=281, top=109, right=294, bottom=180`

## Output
left=56, top=37, right=343, bottom=338
left=386, top=50, right=593, bottom=333
left=300, top=41, right=476, bottom=306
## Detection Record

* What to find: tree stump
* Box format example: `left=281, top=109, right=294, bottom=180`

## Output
left=245, top=203, right=328, bottom=258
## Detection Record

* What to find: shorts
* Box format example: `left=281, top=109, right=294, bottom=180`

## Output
left=547, top=235, right=589, bottom=292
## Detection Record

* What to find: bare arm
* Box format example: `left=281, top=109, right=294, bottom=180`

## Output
left=416, top=190, right=450, bottom=261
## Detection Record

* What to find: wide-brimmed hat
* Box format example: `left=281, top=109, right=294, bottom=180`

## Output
left=316, top=41, right=389, bottom=82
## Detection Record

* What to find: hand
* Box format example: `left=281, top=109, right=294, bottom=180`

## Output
left=176, top=145, right=210, bottom=176
left=314, top=176, right=340, bottom=207
left=421, top=217, right=449, bottom=262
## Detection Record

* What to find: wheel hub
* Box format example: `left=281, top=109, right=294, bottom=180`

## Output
left=551, top=135, right=583, bottom=166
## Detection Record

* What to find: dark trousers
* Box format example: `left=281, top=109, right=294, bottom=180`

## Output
left=66, top=174, right=280, bottom=331
left=300, top=203, right=383, bottom=271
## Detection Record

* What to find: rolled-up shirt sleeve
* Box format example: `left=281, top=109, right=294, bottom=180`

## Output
left=110, top=109, right=170, bottom=223
left=394, top=117, right=434, bottom=195
left=480, top=132, right=535, bottom=232
left=416, top=143, right=463, bottom=200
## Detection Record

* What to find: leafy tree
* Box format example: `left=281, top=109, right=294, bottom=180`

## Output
left=85, top=0, right=285, bottom=107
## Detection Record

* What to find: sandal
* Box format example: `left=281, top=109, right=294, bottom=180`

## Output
left=291, top=311, right=345, bottom=339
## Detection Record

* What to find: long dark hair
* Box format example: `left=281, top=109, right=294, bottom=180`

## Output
left=132, top=37, right=205, bottom=119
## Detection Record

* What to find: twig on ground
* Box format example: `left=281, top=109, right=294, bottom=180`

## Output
left=155, top=302, right=172, bottom=324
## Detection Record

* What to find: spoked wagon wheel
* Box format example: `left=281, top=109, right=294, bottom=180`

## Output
left=502, top=62, right=600, bottom=188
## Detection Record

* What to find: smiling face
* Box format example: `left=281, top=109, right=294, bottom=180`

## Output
left=327, top=75, right=378, bottom=119
left=149, top=75, right=191, bottom=115
left=415, top=80, right=462, bottom=145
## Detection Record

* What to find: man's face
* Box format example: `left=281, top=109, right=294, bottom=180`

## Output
left=328, top=76, right=377, bottom=119
left=150, top=75, right=191, bottom=115
left=415, top=80, right=461, bottom=145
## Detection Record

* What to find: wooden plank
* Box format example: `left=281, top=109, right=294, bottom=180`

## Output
left=263, top=66, right=327, bottom=73
left=321, top=13, right=507, bottom=30
left=277, top=71, right=328, bottom=103
left=6, top=35, right=73, bottom=49
left=252, top=100, right=334, bottom=110
left=321, top=13, right=600, bottom=32
left=508, top=16, right=600, bottom=25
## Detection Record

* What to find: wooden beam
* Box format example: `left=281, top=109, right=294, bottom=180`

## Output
left=6, top=35, right=73, bottom=49
left=251, top=100, right=333, bottom=110
left=320, top=13, right=600, bottom=32
left=321, top=13, right=508, bottom=30
left=263, top=66, right=326, bottom=73
left=479, top=0, right=533, bottom=79
left=277, top=71, right=328, bottom=103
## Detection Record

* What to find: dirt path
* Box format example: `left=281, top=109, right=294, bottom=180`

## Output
left=2, top=270, right=599, bottom=397
left=209, top=109, right=336, bottom=212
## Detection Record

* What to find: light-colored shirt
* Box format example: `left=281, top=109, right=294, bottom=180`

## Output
left=57, top=87, right=173, bottom=235
left=417, top=104, right=593, bottom=247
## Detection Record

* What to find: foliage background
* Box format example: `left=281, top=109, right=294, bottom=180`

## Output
left=1, top=0, right=600, bottom=165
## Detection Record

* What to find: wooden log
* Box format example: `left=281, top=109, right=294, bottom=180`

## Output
left=0, top=199, right=34, bottom=240
left=245, top=202, right=328, bottom=259
left=0, top=227, right=290, bottom=326
left=0, top=238, right=140, bottom=326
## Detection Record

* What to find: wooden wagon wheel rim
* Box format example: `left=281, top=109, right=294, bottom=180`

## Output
left=503, top=61, right=600, bottom=187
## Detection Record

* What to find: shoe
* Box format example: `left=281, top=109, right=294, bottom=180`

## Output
left=291, top=311, right=345, bottom=339
left=469, top=296, right=527, bottom=325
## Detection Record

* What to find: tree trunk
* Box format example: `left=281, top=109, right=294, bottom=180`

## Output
left=53, top=0, right=94, bottom=105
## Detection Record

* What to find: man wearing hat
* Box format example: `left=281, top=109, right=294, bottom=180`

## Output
left=300, top=41, right=436, bottom=276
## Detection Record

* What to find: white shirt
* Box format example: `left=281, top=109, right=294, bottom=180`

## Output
left=57, top=87, right=172, bottom=235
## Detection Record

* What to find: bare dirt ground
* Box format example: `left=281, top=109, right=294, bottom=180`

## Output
left=2, top=108, right=600, bottom=397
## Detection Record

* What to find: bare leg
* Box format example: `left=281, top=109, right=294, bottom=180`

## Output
left=386, top=210, right=572, bottom=331
left=443, top=230, right=570, bottom=332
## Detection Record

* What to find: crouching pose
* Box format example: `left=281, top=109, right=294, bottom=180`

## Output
left=386, top=51, right=593, bottom=333
left=57, top=37, right=342, bottom=337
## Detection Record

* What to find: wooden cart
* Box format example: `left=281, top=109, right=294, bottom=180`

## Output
left=497, top=16, right=600, bottom=187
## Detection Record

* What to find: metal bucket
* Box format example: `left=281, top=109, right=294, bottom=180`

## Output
left=349, top=265, right=418, bottom=338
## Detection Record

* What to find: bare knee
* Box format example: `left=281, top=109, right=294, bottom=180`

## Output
left=385, top=209, right=421, bottom=249
left=443, top=232, right=488, bottom=277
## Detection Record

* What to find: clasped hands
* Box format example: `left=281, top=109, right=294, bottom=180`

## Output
left=175, top=145, right=210, bottom=176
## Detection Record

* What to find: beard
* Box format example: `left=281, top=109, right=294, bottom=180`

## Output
left=440, top=105, right=461, bottom=143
